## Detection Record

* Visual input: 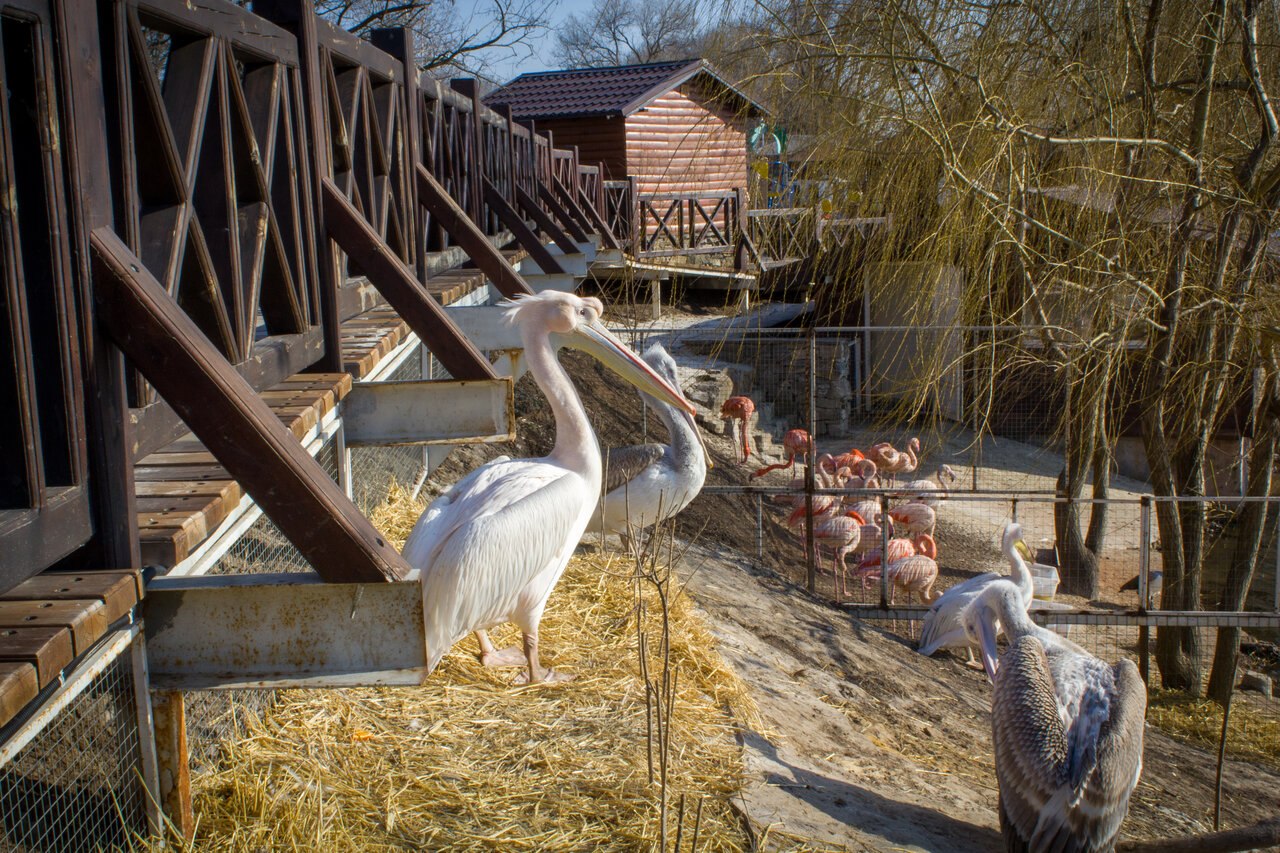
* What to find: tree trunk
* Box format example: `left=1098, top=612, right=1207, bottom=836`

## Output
left=1207, top=393, right=1277, bottom=702
left=1056, top=382, right=1102, bottom=598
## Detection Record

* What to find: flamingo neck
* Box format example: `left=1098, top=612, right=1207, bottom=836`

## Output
left=524, top=328, right=599, bottom=478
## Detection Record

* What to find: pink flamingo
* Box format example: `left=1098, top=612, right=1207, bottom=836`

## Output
left=720, top=396, right=756, bottom=462
left=886, top=500, right=936, bottom=536
left=885, top=535, right=940, bottom=604
left=751, top=429, right=813, bottom=479
left=874, top=437, right=920, bottom=484
left=833, top=449, right=865, bottom=472
left=788, top=503, right=866, bottom=599
left=899, top=464, right=958, bottom=507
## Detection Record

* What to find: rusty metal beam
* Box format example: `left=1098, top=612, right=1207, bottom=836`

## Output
left=414, top=164, right=532, bottom=299
left=145, top=573, right=428, bottom=688
left=320, top=179, right=497, bottom=381
left=343, top=378, right=514, bottom=446
left=151, top=691, right=193, bottom=842
left=91, top=227, right=410, bottom=584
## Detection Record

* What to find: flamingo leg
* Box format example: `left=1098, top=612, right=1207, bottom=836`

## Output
left=476, top=630, right=526, bottom=668
left=513, top=630, right=574, bottom=685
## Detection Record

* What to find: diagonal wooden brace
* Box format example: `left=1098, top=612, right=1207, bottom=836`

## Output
left=515, top=184, right=580, bottom=254
left=91, top=227, right=410, bottom=584
left=320, top=179, right=497, bottom=381
left=414, top=164, right=533, bottom=300
left=482, top=178, right=566, bottom=276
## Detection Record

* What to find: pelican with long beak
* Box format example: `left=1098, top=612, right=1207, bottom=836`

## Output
left=963, top=582, right=1146, bottom=851
left=403, top=292, right=695, bottom=684
left=597, top=344, right=710, bottom=547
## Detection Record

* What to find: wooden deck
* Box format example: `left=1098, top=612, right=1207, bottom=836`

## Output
left=0, top=571, right=142, bottom=727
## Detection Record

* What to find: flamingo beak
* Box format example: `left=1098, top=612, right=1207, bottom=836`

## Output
left=564, top=320, right=695, bottom=417
left=977, top=616, right=1000, bottom=683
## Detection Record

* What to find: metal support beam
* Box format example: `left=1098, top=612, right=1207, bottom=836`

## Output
left=444, top=305, right=525, bottom=350
left=516, top=184, right=580, bottom=254
left=482, top=178, right=566, bottom=275
left=145, top=573, right=428, bottom=689
left=91, top=228, right=410, bottom=584
left=414, top=165, right=532, bottom=299
left=150, top=691, right=193, bottom=841
left=321, top=179, right=497, bottom=381
left=343, top=378, right=514, bottom=446
left=521, top=272, right=577, bottom=293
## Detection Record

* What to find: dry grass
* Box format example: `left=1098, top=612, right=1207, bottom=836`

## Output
left=1146, top=690, right=1280, bottom=771
left=188, top=482, right=758, bottom=851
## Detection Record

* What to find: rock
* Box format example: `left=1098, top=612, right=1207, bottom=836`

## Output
left=1238, top=670, right=1273, bottom=697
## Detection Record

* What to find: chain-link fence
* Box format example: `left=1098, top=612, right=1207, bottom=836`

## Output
left=0, top=629, right=151, bottom=852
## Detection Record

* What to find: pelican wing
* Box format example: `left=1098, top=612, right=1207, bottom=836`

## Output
left=403, top=457, right=588, bottom=671
left=994, top=637, right=1140, bottom=852
left=917, top=572, right=1000, bottom=655
left=992, top=636, right=1071, bottom=851
left=604, top=444, right=666, bottom=493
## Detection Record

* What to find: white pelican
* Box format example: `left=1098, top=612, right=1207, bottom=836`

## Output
left=917, top=522, right=1034, bottom=658
left=403, top=292, right=693, bottom=684
left=963, top=582, right=1146, bottom=851
left=598, top=344, right=709, bottom=543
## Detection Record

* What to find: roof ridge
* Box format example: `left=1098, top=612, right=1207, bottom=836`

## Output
left=499, top=58, right=700, bottom=83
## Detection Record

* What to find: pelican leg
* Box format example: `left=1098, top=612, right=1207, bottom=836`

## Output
left=475, top=630, right=526, bottom=668
left=513, top=631, right=574, bottom=685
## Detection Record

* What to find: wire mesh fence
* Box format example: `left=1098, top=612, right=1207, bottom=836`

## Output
left=0, top=632, right=150, bottom=852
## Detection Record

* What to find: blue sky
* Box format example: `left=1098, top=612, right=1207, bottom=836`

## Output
left=466, top=0, right=597, bottom=84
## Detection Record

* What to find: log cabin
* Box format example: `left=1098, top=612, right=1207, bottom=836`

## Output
left=485, top=59, right=766, bottom=201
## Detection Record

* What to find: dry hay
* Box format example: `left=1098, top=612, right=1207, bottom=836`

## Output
left=189, top=482, right=759, bottom=851
left=1146, top=689, right=1280, bottom=770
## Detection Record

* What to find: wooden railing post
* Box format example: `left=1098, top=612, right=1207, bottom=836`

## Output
left=370, top=27, right=423, bottom=281
left=256, top=0, right=343, bottom=374
left=52, top=0, right=140, bottom=568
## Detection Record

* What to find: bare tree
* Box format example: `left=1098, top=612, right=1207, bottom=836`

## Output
left=552, top=0, right=706, bottom=68
left=311, top=0, right=553, bottom=74
left=730, top=0, right=1280, bottom=694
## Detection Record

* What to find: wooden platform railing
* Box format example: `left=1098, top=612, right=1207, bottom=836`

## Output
left=0, top=0, right=620, bottom=587
left=635, top=190, right=746, bottom=258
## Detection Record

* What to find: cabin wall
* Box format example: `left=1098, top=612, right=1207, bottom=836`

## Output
left=534, top=117, right=629, bottom=179
left=624, top=86, right=747, bottom=197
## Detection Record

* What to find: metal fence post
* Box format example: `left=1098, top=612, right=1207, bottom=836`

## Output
left=806, top=329, right=817, bottom=595
left=756, top=493, right=764, bottom=562
left=1139, top=495, right=1151, bottom=683
left=880, top=494, right=891, bottom=609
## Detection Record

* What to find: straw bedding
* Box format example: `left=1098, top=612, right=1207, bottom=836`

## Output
left=189, top=483, right=758, bottom=851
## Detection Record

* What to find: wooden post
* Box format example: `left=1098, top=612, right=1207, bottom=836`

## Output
left=52, top=0, right=140, bottom=569
left=150, top=691, right=193, bottom=842
left=91, top=228, right=411, bottom=583
left=321, top=179, right=497, bottom=380
left=257, top=0, right=343, bottom=372
left=369, top=28, right=423, bottom=279
left=415, top=165, right=533, bottom=299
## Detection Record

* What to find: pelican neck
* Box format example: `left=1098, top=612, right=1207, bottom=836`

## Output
left=523, top=326, right=600, bottom=476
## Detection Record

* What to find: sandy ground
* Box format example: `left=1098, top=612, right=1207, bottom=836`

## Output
left=671, top=541, right=1280, bottom=852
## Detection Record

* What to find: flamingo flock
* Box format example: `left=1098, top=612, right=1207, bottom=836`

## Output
left=404, top=320, right=1144, bottom=846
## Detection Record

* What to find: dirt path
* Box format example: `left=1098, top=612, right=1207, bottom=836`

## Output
left=672, top=541, right=1280, bottom=852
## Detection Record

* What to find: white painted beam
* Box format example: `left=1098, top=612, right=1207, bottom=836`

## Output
left=144, top=573, right=428, bottom=689
left=444, top=305, right=525, bottom=350
left=343, top=378, right=514, bottom=446
left=522, top=272, right=577, bottom=293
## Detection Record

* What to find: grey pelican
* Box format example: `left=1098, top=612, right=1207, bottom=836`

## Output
left=963, top=581, right=1146, bottom=852
left=402, top=292, right=693, bottom=684
left=917, top=522, right=1034, bottom=658
left=598, top=344, right=709, bottom=543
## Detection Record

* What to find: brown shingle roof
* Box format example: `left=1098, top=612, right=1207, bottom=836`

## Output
left=484, top=59, right=765, bottom=121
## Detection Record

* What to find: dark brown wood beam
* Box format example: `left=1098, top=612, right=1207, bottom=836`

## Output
left=1117, top=818, right=1280, bottom=853
left=537, top=181, right=590, bottom=244
left=91, top=227, right=409, bottom=583
left=516, top=185, right=579, bottom=254
left=321, top=179, right=496, bottom=381
left=414, top=164, right=532, bottom=300
left=482, top=179, right=566, bottom=276
left=570, top=180, right=622, bottom=251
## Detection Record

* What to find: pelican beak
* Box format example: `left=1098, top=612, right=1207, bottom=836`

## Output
left=563, top=320, right=695, bottom=417
left=977, top=616, right=1000, bottom=684
left=1014, top=537, right=1034, bottom=563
